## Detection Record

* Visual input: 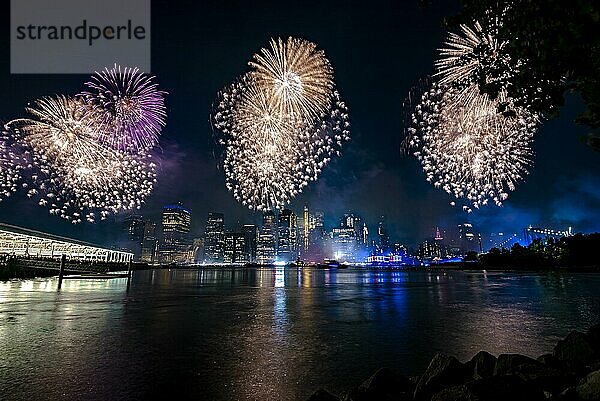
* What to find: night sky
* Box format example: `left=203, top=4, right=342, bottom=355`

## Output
left=1, top=0, right=599, bottom=247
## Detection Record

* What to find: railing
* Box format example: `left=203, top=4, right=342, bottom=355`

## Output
left=5, top=256, right=125, bottom=274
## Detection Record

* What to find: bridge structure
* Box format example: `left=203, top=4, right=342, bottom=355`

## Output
left=524, top=226, right=573, bottom=245
left=0, top=223, right=133, bottom=263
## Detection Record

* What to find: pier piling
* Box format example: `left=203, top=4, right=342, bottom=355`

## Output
left=57, top=254, right=66, bottom=289
left=126, top=261, right=132, bottom=289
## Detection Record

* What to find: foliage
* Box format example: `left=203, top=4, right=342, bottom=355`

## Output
left=478, top=233, right=600, bottom=268
left=444, top=0, right=600, bottom=148
left=463, top=251, right=479, bottom=261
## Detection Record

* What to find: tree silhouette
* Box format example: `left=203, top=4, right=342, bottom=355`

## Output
left=441, top=0, right=600, bottom=150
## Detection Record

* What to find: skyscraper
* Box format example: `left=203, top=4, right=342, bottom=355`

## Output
left=303, top=205, right=309, bottom=255
left=458, top=222, right=478, bottom=252
left=123, top=215, right=145, bottom=260
left=277, top=209, right=297, bottom=263
left=242, top=224, right=257, bottom=262
left=224, top=233, right=235, bottom=263
left=307, top=210, right=327, bottom=262
left=224, top=232, right=248, bottom=264
left=341, top=212, right=365, bottom=247
left=192, top=238, right=204, bottom=263
left=257, top=211, right=277, bottom=264
left=377, top=215, right=390, bottom=254
left=204, top=212, right=225, bottom=263
left=141, top=220, right=158, bottom=264
left=332, top=226, right=356, bottom=261
left=419, top=239, right=442, bottom=260
left=159, top=203, right=192, bottom=263
left=313, top=211, right=324, bottom=229
left=361, top=223, right=369, bottom=246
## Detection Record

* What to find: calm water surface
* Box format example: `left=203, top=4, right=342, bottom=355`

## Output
left=1, top=267, right=599, bottom=401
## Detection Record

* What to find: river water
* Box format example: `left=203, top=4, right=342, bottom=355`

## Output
left=1, top=268, right=599, bottom=401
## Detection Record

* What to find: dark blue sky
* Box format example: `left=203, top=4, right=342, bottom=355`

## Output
left=0, top=0, right=599, bottom=247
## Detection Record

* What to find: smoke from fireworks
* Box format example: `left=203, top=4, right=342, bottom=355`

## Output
left=213, top=37, right=350, bottom=211
left=407, top=16, right=541, bottom=210
left=3, top=66, right=165, bottom=223
left=82, top=65, right=167, bottom=153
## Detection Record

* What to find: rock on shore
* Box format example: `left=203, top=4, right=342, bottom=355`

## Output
left=308, top=324, right=600, bottom=401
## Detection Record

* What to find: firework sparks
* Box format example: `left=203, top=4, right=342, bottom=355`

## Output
left=434, top=21, right=516, bottom=90
left=213, top=38, right=349, bottom=211
left=0, top=132, right=26, bottom=202
left=6, top=95, right=158, bottom=223
left=406, top=16, right=541, bottom=210
left=1, top=65, right=166, bottom=223
left=82, top=65, right=167, bottom=153
left=408, top=83, right=538, bottom=209
left=249, top=37, right=334, bottom=122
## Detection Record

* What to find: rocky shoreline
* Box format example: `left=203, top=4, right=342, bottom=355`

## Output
left=308, top=325, right=600, bottom=401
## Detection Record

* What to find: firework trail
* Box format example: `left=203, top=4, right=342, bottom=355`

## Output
left=213, top=37, right=350, bottom=211
left=406, top=15, right=540, bottom=210
left=82, top=65, right=166, bottom=153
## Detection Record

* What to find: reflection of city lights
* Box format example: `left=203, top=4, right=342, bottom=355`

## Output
left=302, top=268, right=312, bottom=288
left=274, top=266, right=285, bottom=287
left=272, top=267, right=288, bottom=338
left=0, top=281, right=10, bottom=303
left=19, top=280, right=34, bottom=292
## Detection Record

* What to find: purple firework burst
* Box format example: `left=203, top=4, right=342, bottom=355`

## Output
left=82, top=65, right=167, bottom=153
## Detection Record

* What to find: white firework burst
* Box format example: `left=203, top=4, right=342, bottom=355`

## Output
left=249, top=37, right=334, bottom=122
left=407, top=15, right=541, bottom=209
left=213, top=38, right=350, bottom=211
left=6, top=96, right=157, bottom=223
left=409, top=83, right=538, bottom=208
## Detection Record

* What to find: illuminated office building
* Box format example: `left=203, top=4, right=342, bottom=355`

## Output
left=277, top=209, right=298, bottom=263
left=141, top=220, right=158, bottom=264
left=303, top=205, right=309, bottom=255
left=159, top=203, right=192, bottom=264
left=242, top=224, right=257, bottom=262
left=204, top=212, right=225, bottom=263
left=224, top=232, right=248, bottom=263
left=377, top=215, right=390, bottom=253
left=123, top=215, right=145, bottom=260
left=257, top=211, right=277, bottom=264
left=332, top=226, right=356, bottom=261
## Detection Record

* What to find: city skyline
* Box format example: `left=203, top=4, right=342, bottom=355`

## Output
left=0, top=1, right=598, bottom=249
left=118, top=200, right=578, bottom=266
